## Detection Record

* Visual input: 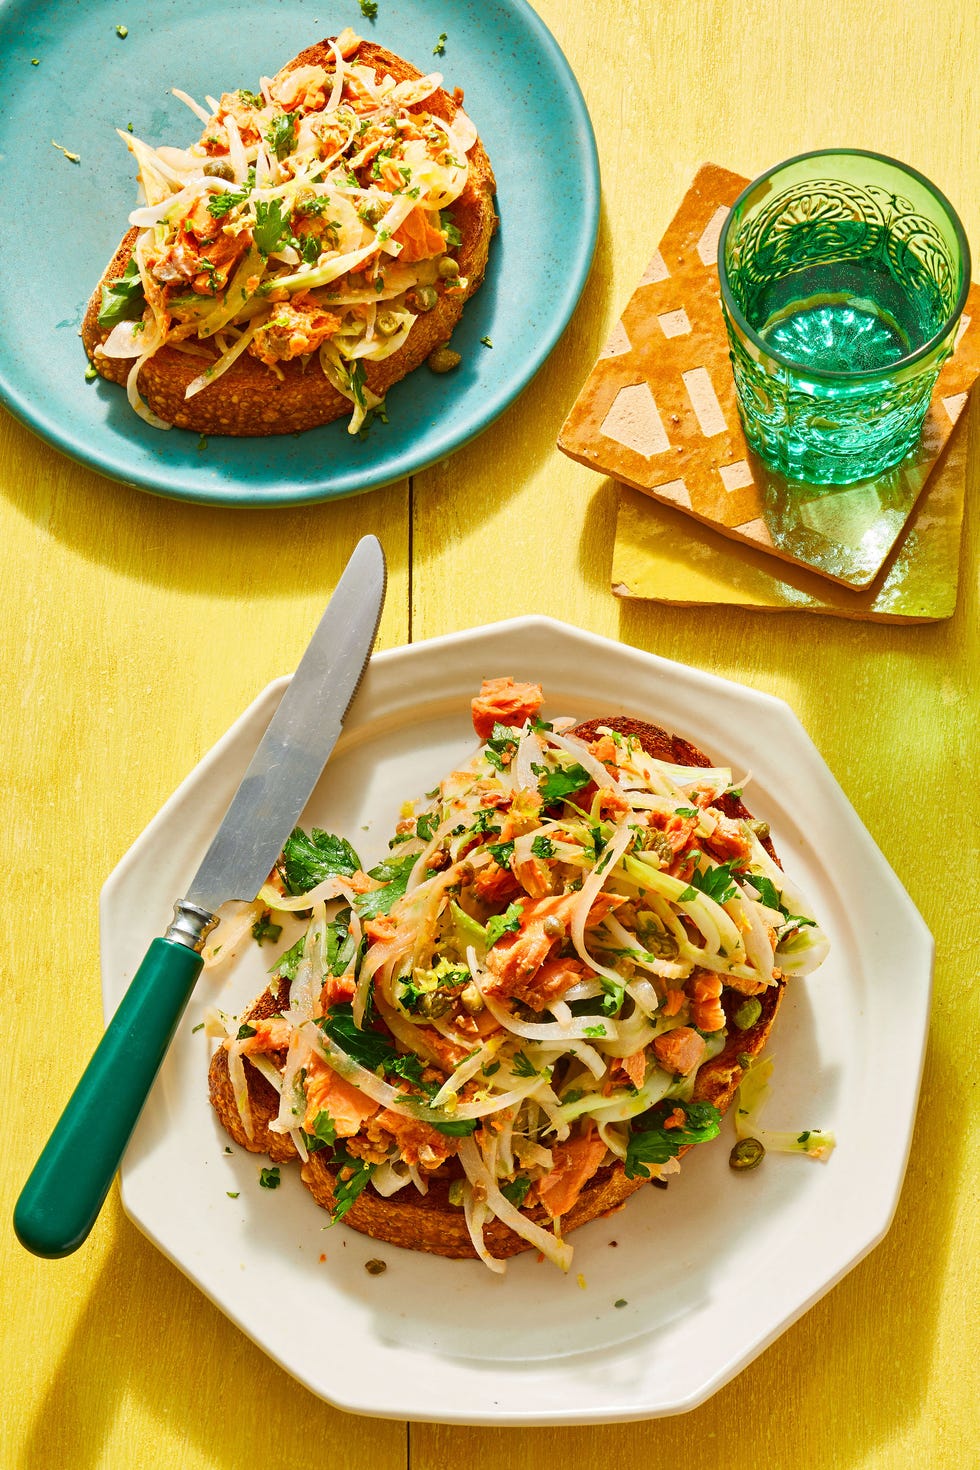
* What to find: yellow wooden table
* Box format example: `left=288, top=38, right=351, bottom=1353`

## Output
left=4, top=1, right=979, bottom=1465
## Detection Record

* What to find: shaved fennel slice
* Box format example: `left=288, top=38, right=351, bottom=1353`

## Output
left=736, top=1058, right=836, bottom=1160
left=185, top=322, right=258, bottom=400
left=458, top=1136, right=572, bottom=1272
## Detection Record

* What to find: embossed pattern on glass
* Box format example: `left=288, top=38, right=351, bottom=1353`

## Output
left=718, top=151, right=970, bottom=486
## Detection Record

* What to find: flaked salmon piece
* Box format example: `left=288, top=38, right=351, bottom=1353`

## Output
left=484, top=893, right=618, bottom=1005
left=473, top=861, right=522, bottom=906
left=319, top=972, right=357, bottom=1010
left=417, top=1026, right=472, bottom=1072
left=303, top=1054, right=379, bottom=1136
left=535, top=1134, right=609, bottom=1219
left=703, top=808, right=752, bottom=863
left=652, top=1026, right=706, bottom=1076
left=234, top=1016, right=292, bottom=1055
left=371, top=1108, right=460, bottom=1168
left=689, top=971, right=725, bottom=1033
left=612, top=1050, right=647, bottom=1089
left=514, top=954, right=591, bottom=1008
left=471, top=677, right=543, bottom=740
left=391, top=206, right=448, bottom=262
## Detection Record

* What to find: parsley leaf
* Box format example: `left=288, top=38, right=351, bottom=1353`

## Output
left=483, top=721, right=519, bottom=771
left=624, top=1101, right=721, bottom=1179
left=531, top=835, right=555, bottom=860
left=277, top=827, right=362, bottom=895
left=678, top=859, right=740, bottom=906
left=485, top=901, right=524, bottom=948
left=259, top=1166, right=281, bottom=1189
left=253, top=198, right=291, bottom=256
left=742, top=872, right=783, bottom=912
left=97, top=257, right=145, bottom=327
left=532, top=760, right=592, bottom=805
left=427, top=1117, right=478, bottom=1136
left=330, top=1147, right=375, bottom=1222
left=439, top=210, right=462, bottom=246
left=486, top=840, right=515, bottom=868
left=318, top=1002, right=436, bottom=1096
left=303, top=1110, right=337, bottom=1153
left=265, top=113, right=296, bottom=161
left=354, top=850, right=418, bottom=920
left=501, top=1175, right=532, bottom=1207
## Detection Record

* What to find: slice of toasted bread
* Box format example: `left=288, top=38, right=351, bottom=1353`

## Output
left=82, top=38, right=497, bottom=436
left=209, top=717, right=785, bottom=1259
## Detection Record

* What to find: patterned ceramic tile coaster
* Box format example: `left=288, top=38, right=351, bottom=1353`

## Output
left=610, top=404, right=970, bottom=622
left=558, top=162, right=980, bottom=589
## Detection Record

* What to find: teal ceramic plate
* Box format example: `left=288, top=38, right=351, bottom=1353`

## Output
left=0, top=0, right=598, bottom=506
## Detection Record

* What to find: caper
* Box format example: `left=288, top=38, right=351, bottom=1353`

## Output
left=438, top=256, right=460, bottom=279
left=542, top=915, right=564, bottom=939
left=364, top=1258, right=387, bottom=1275
left=408, top=284, right=438, bottom=313
left=733, top=997, right=762, bottom=1031
left=748, top=819, right=771, bottom=840
left=417, top=990, right=452, bottom=1020
left=376, top=309, right=401, bottom=337
left=203, top=159, right=235, bottom=181
left=427, top=347, right=461, bottom=374
left=460, top=982, right=484, bottom=1015
left=729, top=1137, right=765, bottom=1171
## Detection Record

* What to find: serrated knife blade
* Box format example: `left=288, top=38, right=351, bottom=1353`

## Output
left=14, top=535, right=387, bottom=1258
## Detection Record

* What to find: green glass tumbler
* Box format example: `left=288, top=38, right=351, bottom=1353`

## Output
left=717, top=149, right=970, bottom=485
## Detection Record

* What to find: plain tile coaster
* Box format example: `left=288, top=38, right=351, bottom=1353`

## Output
left=610, top=404, right=970, bottom=622
left=558, top=162, right=980, bottom=589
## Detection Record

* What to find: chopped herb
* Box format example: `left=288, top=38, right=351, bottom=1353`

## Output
left=433, top=33, right=447, bottom=55
left=274, top=933, right=306, bottom=981
left=253, top=197, right=292, bottom=256
left=97, top=256, right=145, bottom=327
left=236, top=1022, right=257, bottom=1041
left=480, top=336, right=493, bottom=348
left=277, top=826, right=362, bottom=895
left=439, top=210, right=462, bottom=247
left=358, top=0, right=379, bottom=18
left=428, top=1117, right=478, bottom=1136
left=483, top=722, right=519, bottom=771
left=115, top=25, right=128, bottom=38
left=265, top=112, right=296, bottom=162
left=511, top=1050, right=539, bottom=1079
left=197, top=435, right=208, bottom=451
left=485, top=901, right=524, bottom=948
left=599, top=977, right=625, bottom=1017
left=501, top=1175, right=532, bottom=1208
left=85, top=363, right=98, bottom=382
left=237, top=89, right=263, bottom=108
left=416, top=810, right=439, bottom=842
left=226, top=1191, right=240, bottom=1199
left=531, top=835, right=556, bottom=860
left=678, top=859, right=740, bottom=906
left=191, top=1021, right=205, bottom=1034
left=330, top=1148, right=375, bottom=1221
left=303, top=1110, right=338, bottom=1153
left=583, top=1024, right=607, bottom=1038
left=614, top=1298, right=628, bottom=1309
left=259, top=1166, right=281, bottom=1189
left=486, top=840, right=515, bottom=869
left=532, top=760, right=592, bottom=805
left=318, top=1002, right=436, bottom=1096
left=251, top=910, right=283, bottom=946
left=354, top=850, right=418, bottom=920
left=742, top=872, right=783, bottom=913
left=674, top=806, right=699, bottom=818
left=624, top=1100, right=721, bottom=1179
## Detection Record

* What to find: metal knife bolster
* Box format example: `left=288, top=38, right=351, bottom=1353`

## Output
left=164, top=901, right=219, bottom=952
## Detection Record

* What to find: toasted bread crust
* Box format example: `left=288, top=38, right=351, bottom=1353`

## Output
left=208, top=716, right=784, bottom=1259
left=82, top=39, right=497, bottom=436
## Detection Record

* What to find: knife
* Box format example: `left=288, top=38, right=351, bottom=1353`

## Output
left=14, top=534, right=386, bottom=1259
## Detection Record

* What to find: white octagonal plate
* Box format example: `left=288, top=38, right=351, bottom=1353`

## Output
left=100, top=617, right=933, bottom=1424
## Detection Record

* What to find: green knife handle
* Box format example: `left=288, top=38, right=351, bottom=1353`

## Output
left=14, top=934, right=207, bottom=1258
